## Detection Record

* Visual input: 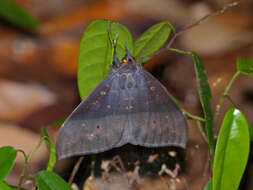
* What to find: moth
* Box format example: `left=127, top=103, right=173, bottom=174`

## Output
left=56, top=49, right=188, bottom=160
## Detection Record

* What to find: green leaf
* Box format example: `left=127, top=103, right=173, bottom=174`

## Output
left=0, top=0, right=39, bottom=29
left=36, top=171, right=72, bottom=190
left=204, top=179, right=212, bottom=190
left=134, top=21, right=174, bottom=62
left=212, top=108, right=250, bottom=190
left=0, top=146, right=17, bottom=180
left=78, top=19, right=133, bottom=100
left=0, top=181, right=13, bottom=190
left=41, top=128, right=56, bottom=171
left=237, top=57, right=253, bottom=77
left=191, top=52, right=215, bottom=160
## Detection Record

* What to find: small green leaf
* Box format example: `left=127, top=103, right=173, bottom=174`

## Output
left=134, top=21, right=174, bottom=62
left=204, top=179, right=212, bottom=190
left=36, top=171, right=72, bottom=190
left=237, top=58, right=253, bottom=77
left=0, top=146, right=17, bottom=180
left=41, top=128, right=56, bottom=171
left=212, top=108, right=250, bottom=190
left=191, top=52, right=215, bottom=159
left=78, top=19, right=133, bottom=100
left=0, top=0, right=39, bottom=29
left=0, top=181, right=12, bottom=190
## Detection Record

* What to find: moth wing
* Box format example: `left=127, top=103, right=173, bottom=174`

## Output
left=56, top=73, right=128, bottom=160
left=129, top=69, right=188, bottom=148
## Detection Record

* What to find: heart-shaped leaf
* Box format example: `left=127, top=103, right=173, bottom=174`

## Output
left=78, top=19, right=133, bottom=100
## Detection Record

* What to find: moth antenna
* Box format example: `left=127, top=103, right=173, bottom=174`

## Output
left=112, top=39, right=121, bottom=68
left=124, top=42, right=135, bottom=64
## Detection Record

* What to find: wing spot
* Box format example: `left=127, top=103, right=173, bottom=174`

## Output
left=88, top=133, right=95, bottom=140
left=93, top=100, right=99, bottom=105
left=100, top=91, right=106, bottom=95
left=96, top=125, right=100, bottom=129
left=107, top=105, right=111, bottom=109
left=125, top=106, right=129, bottom=110
left=129, top=105, right=134, bottom=109
left=150, top=86, right=155, bottom=91
left=82, top=123, right=86, bottom=127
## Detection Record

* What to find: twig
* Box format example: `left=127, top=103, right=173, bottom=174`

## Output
left=167, top=1, right=239, bottom=48
left=141, top=1, right=239, bottom=62
left=68, top=156, right=84, bottom=185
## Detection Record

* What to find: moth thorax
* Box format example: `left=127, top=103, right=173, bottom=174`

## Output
left=119, top=73, right=136, bottom=90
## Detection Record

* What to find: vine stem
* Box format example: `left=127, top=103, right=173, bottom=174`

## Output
left=183, top=109, right=205, bottom=122
left=197, top=120, right=208, bottom=143
left=169, top=91, right=205, bottom=122
left=214, top=71, right=241, bottom=121
left=17, top=137, right=46, bottom=189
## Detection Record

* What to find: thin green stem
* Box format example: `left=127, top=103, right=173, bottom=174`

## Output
left=183, top=109, right=205, bottom=122
left=169, top=92, right=205, bottom=122
left=168, top=48, right=191, bottom=55
left=18, top=137, right=46, bottom=189
left=215, top=71, right=241, bottom=121
left=196, top=120, right=208, bottom=143
left=224, top=95, right=237, bottom=108
left=17, top=149, right=28, bottom=161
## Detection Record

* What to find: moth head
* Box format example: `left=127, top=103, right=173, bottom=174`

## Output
left=121, top=44, right=136, bottom=65
left=111, top=43, right=136, bottom=70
